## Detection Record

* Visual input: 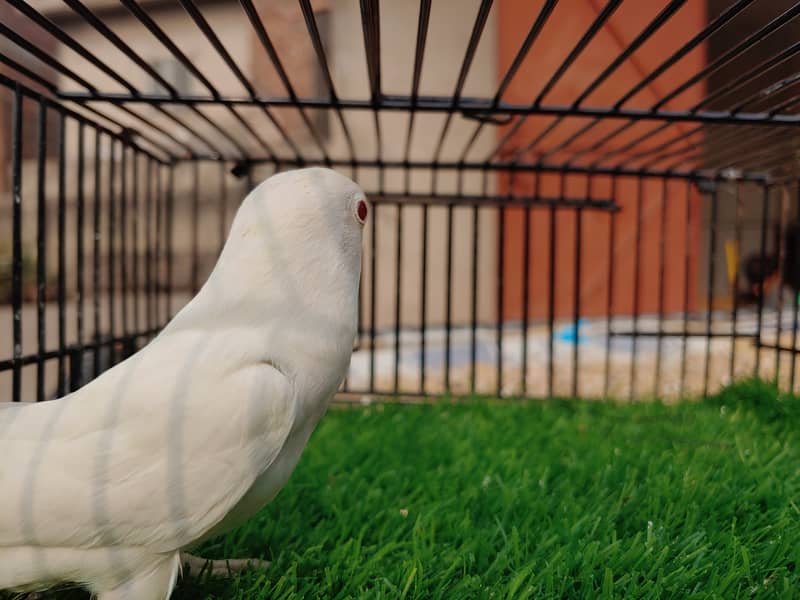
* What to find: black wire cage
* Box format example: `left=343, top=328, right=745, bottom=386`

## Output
left=2, top=0, right=800, bottom=404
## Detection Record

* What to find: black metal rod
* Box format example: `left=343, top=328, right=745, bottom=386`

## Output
left=0, top=71, right=167, bottom=165
left=145, top=159, right=154, bottom=332
left=495, top=0, right=627, bottom=162
left=703, top=187, right=718, bottom=398
left=107, top=140, right=117, bottom=367
left=176, top=155, right=767, bottom=182
left=394, top=202, right=403, bottom=394
left=699, top=44, right=800, bottom=115
left=369, top=191, right=618, bottom=211
left=297, top=0, right=356, bottom=162
left=497, top=202, right=505, bottom=397
left=469, top=182, right=481, bottom=393
left=369, top=202, right=378, bottom=393
left=790, top=181, right=800, bottom=392
left=403, top=0, right=432, bottom=164
left=521, top=176, right=535, bottom=396
left=603, top=177, right=617, bottom=398
left=432, top=0, right=494, bottom=163
left=774, top=186, right=788, bottom=381
left=132, top=151, right=140, bottom=340
left=572, top=199, right=583, bottom=398
left=191, top=162, right=200, bottom=295
left=359, top=0, right=382, bottom=103
left=93, top=130, right=102, bottom=378
left=754, top=184, right=770, bottom=376
left=654, top=177, right=667, bottom=397
left=120, top=147, right=129, bottom=348
left=0, top=5, right=183, bottom=159
left=0, top=329, right=163, bottom=372
left=458, top=0, right=557, bottom=163
left=177, top=0, right=286, bottom=159
left=514, top=0, right=679, bottom=162
left=35, top=99, right=48, bottom=403
left=656, top=2, right=800, bottom=114
left=76, top=122, right=86, bottom=373
left=547, top=178, right=560, bottom=398
left=420, top=203, right=428, bottom=394
left=610, top=330, right=757, bottom=339
left=629, top=178, right=643, bottom=401
left=729, top=182, right=742, bottom=383
left=443, top=198, right=454, bottom=390
left=238, top=0, right=325, bottom=162
left=558, top=0, right=758, bottom=168
left=755, top=341, right=800, bottom=354
left=680, top=180, right=693, bottom=398
left=119, top=0, right=251, bottom=159
left=165, top=165, right=175, bottom=321
left=156, top=160, right=165, bottom=326
left=57, top=113, right=67, bottom=396
left=54, top=91, right=800, bottom=128
left=219, top=162, right=228, bottom=256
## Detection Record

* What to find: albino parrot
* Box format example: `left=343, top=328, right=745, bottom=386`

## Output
left=0, top=167, right=368, bottom=599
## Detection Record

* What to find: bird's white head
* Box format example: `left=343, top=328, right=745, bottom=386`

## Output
left=176, top=167, right=368, bottom=350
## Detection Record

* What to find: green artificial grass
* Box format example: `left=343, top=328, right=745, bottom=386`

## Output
left=8, top=380, right=800, bottom=599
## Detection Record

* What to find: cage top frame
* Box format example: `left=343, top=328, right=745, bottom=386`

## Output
left=1, top=0, right=800, bottom=184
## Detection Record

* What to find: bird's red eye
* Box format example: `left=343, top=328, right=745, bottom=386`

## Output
left=355, top=199, right=368, bottom=224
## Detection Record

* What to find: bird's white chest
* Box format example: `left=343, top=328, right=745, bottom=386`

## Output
left=195, top=419, right=316, bottom=544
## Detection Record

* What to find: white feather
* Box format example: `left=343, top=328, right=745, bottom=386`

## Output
left=0, top=167, right=366, bottom=598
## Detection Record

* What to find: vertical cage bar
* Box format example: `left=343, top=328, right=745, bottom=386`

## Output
left=219, top=162, right=227, bottom=256
left=729, top=181, right=742, bottom=383
left=703, top=185, right=718, bottom=398
left=774, top=186, right=788, bottom=381
left=165, top=164, right=175, bottom=322
left=93, top=131, right=102, bottom=378
left=420, top=204, right=428, bottom=394
left=394, top=202, right=402, bottom=394
left=680, top=180, right=692, bottom=398
left=754, top=184, right=769, bottom=377
left=790, top=180, right=800, bottom=392
left=120, top=146, right=129, bottom=351
left=107, top=140, right=117, bottom=367
left=191, top=161, right=200, bottom=296
left=10, top=85, right=22, bottom=402
left=131, top=152, right=140, bottom=338
left=521, top=178, right=535, bottom=397
left=445, top=203, right=454, bottom=392
left=145, top=158, right=153, bottom=332
left=470, top=195, right=481, bottom=393
left=572, top=203, right=583, bottom=399
left=629, top=178, right=643, bottom=401
left=654, top=177, right=668, bottom=397
left=369, top=203, right=378, bottom=393
left=35, top=99, right=47, bottom=403
left=603, top=177, right=617, bottom=398
left=156, top=161, right=165, bottom=326
left=547, top=189, right=558, bottom=399
left=497, top=204, right=505, bottom=397
left=57, top=112, right=67, bottom=397
left=76, top=122, right=86, bottom=380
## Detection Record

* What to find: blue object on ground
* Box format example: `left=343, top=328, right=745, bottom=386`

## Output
left=555, top=319, right=591, bottom=345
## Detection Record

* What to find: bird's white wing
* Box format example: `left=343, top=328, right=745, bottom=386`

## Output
left=0, top=329, right=295, bottom=554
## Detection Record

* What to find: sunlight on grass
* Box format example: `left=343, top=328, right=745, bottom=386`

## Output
left=180, top=380, right=800, bottom=599
left=9, top=380, right=800, bottom=599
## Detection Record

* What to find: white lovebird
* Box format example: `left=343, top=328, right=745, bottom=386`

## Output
left=0, top=167, right=368, bottom=599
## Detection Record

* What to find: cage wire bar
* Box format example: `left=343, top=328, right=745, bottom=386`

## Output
left=2, top=0, right=800, bottom=403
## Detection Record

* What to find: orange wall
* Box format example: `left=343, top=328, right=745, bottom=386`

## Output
left=496, top=0, right=705, bottom=320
